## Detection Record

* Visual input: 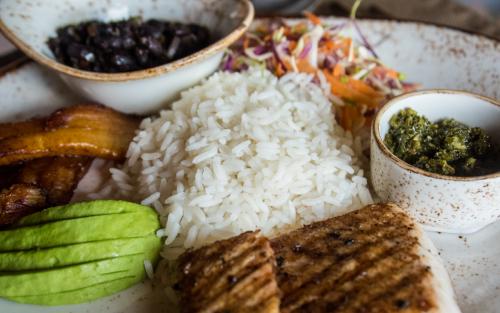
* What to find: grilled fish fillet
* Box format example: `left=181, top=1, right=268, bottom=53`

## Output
left=271, top=202, right=461, bottom=313
left=176, top=231, right=281, bottom=313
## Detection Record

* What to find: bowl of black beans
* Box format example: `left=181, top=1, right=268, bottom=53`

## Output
left=0, top=0, right=254, bottom=114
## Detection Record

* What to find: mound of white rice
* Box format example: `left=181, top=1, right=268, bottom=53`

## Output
left=89, top=66, right=372, bottom=260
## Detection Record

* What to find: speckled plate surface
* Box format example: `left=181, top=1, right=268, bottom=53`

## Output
left=1, top=17, right=499, bottom=313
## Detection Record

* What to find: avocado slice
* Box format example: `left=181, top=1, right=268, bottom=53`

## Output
left=0, top=253, right=147, bottom=297
left=0, top=235, right=161, bottom=271
left=10, top=200, right=155, bottom=229
left=4, top=275, right=142, bottom=306
left=0, top=211, right=159, bottom=252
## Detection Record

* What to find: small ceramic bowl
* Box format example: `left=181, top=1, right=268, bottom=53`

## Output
left=371, top=90, right=500, bottom=234
left=0, top=0, right=253, bottom=114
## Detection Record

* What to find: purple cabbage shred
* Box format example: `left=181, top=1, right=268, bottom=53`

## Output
left=351, top=19, right=379, bottom=59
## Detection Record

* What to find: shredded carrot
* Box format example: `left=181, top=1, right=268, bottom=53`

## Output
left=303, top=11, right=322, bottom=26
left=387, top=68, right=399, bottom=79
left=288, top=41, right=297, bottom=53
left=243, top=36, right=250, bottom=50
left=318, top=47, right=328, bottom=54
left=342, top=106, right=351, bottom=130
left=324, top=32, right=330, bottom=40
left=372, top=66, right=385, bottom=75
left=343, top=106, right=367, bottom=131
left=292, top=22, right=307, bottom=33
left=289, top=58, right=382, bottom=108
left=264, top=34, right=272, bottom=41
left=271, top=57, right=278, bottom=69
left=271, top=57, right=286, bottom=77
left=347, top=77, right=383, bottom=98
left=276, top=63, right=286, bottom=77
left=333, top=64, right=343, bottom=76
left=282, top=59, right=291, bottom=70
left=373, top=66, right=399, bottom=79
left=323, top=38, right=351, bottom=51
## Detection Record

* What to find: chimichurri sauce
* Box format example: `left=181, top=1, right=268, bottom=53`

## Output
left=383, top=108, right=500, bottom=177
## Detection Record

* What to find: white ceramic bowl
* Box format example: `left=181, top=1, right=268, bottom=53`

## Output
left=371, top=90, right=500, bottom=234
left=0, top=0, right=253, bottom=114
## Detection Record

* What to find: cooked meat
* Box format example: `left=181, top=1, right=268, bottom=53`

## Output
left=0, top=161, right=24, bottom=190
left=16, top=156, right=93, bottom=206
left=0, top=184, right=49, bottom=228
left=271, top=203, right=461, bottom=313
left=0, top=156, right=93, bottom=227
left=176, top=231, right=281, bottom=313
left=0, top=104, right=142, bottom=165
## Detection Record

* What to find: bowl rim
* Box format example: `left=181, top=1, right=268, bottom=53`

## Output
left=0, top=0, right=254, bottom=82
left=372, top=89, right=500, bottom=182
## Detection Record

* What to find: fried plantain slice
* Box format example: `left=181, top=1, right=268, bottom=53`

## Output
left=18, top=156, right=93, bottom=206
left=0, top=184, right=49, bottom=229
left=0, top=105, right=141, bottom=166
left=44, top=104, right=142, bottom=131
left=0, top=156, right=93, bottom=228
left=0, top=117, right=47, bottom=141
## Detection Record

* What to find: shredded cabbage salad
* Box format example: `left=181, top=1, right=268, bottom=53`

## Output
left=221, top=2, right=420, bottom=133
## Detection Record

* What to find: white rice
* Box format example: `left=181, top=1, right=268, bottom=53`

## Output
left=89, top=66, right=372, bottom=262
left=143, top=259, right=154, bottom=280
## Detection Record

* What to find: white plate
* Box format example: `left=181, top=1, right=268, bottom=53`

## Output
left=1, top=17, right=499, bottom=313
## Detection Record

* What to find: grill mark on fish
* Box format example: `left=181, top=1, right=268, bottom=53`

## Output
left=181, top=240, right=270, bottom=301
left=271, top=203, right=441, bottom=313
left=177, top=231, right=280, bottom=313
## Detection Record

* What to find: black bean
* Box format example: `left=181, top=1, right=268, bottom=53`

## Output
left=175, top=25, right=191, bottom=37
left=138, top=36, right=149, bottom=46
left=110, top=54, right=135, bottom=71
left=147, top=37, right=163, bottom=56
left=166, top=36, right=180, bottom=59
left=123, top=37, right=136, bottom=49
left=109, top=37, right=122, bottom=49
left=93, top=36, right=109, bottom=50
left=47, top=17, right=210, bottom=73
left=66, top=43, right=85, bottom=58
left=143, top=24, right=162, bottom=40
left=135, top=47, right=149, bottom=66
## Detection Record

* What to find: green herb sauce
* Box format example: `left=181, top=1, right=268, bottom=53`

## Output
left=383, top=108, right=500, bottom=177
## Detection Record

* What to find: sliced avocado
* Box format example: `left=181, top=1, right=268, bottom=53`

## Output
left=0, top=235, right=161, bottom=271
left=4, top=275, right=141, bottom=306
left=0, top=253, right=146, bottom=297
left=0, top=211, right=159, bottom=252
left=0, top=200, right=163, bottom=305
left=10, top=200, right=156, bottom=229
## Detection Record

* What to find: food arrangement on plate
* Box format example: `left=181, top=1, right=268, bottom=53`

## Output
left=0, top=0, right=499, bottom=312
